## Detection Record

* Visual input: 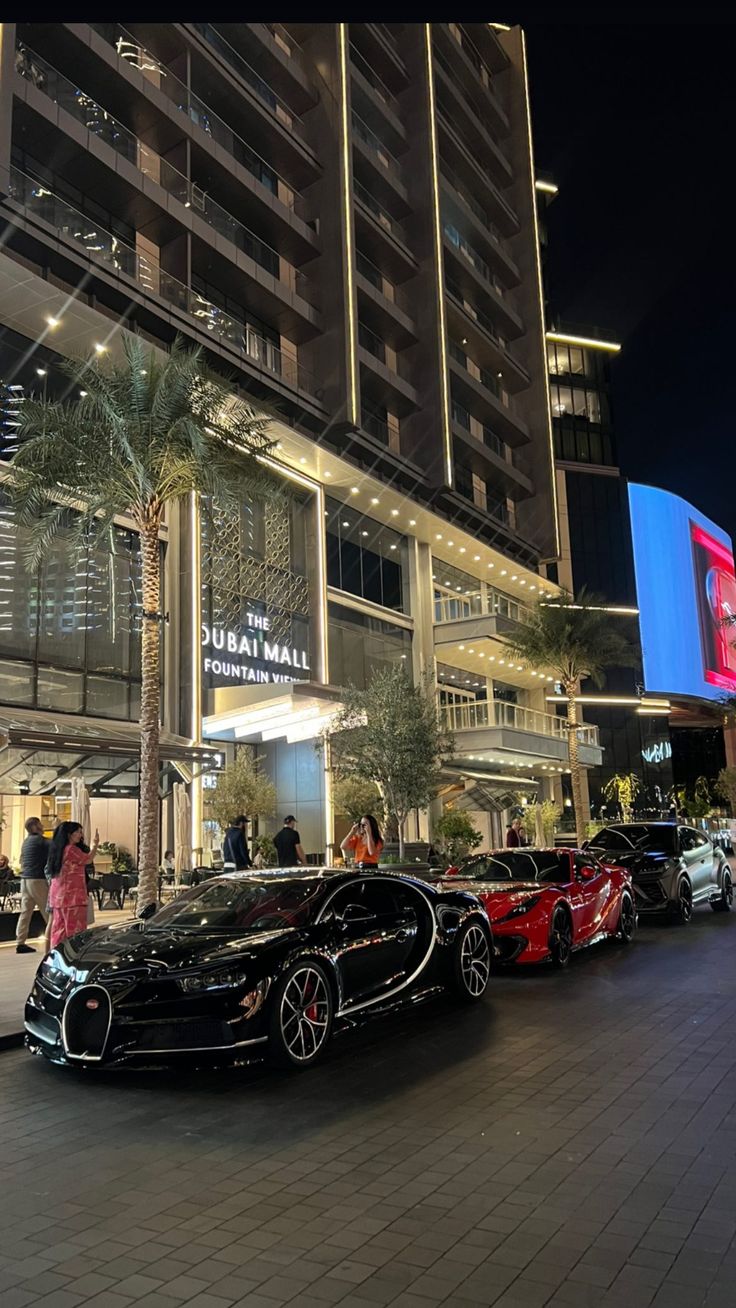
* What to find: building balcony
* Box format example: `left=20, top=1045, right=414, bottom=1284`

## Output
left=440, top=165, right=520, bottom=286
left=13, top=42, right=321, bottom=339
left=5, top=167, right=322, bottom=404
left=353, top=181, right=417, bottom=282
left=350, top=44, right=406, bottom=152
left=441, top=698, right=603, bottom=769
left=63, top=23, right=319, bottom=262
left=356, top=251, right=417, bottom=349
left=357, top=24, right=410, bottom=90
left=352, top=112, right=410, bottom=212
left=436, top=23, right=509, bottom=135
left=434, top=68, right=512, bottom=189
left=446, top=289, right=529, bottom=393
left=443, top=226, right=523, bottom=341
left=212, top=24, right=318, bottom=115
left=438, top=111, right=519, bottom=236
left=191, top=23, right=305, bottom=128
left=449, top=358, right=530, bottom=448
left=434, top=584, right=528, bottom=633
left=358, top=322, right=418, bottom=414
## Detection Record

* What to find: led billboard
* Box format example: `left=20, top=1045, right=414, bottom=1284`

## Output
left=629, top=483, right=736, bottom=701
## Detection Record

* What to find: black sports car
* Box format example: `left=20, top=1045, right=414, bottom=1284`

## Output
left=25, top=870, right=493, bottom=1070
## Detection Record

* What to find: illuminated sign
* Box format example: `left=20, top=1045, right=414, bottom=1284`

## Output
left=641, top=740, right=672, bottom=765
left=629, top=484, right=736, bottom=702
left=202, top=612, right=310, bottom=685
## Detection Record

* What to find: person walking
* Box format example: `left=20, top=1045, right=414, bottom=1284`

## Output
left=223, top=815, right=252, bottom=870
left=506, top=818, right=523, bottom=848
left=340, top=815, right=384, bottom=868
left=273, top=816, right=306, bottom=868
left=47, top=821, right=99, bottom=950
left=16, top=816, right=51, bottom=954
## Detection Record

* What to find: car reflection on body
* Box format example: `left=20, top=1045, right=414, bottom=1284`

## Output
left=584, top=821, right=732, bottom=921
left=25, top=869, right=493, bottom=1071
left=438, top=848, right=636, bottom=968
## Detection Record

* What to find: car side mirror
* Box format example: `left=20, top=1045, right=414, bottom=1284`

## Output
left=578, top=865, right=596, bottom=881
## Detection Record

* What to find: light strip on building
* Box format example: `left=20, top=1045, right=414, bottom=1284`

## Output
left=540, top=601, right=639, bottom=615
left=636, top=707, right=671, bottom=716
left=190, top=490, right=203, bottom=856
left=546, top=695, right=670, bottom=708
left=535, top=179, right=558, bottom=195
left=546, top=330, right=622, bottom=354
left=424, top=23, right=453, bottom=487
left=520, top=29, right=560, bottom=557
left=338, top=23, right=359, bottom=426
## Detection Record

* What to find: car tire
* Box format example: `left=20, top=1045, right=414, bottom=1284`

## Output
left=450, top=918, right=492, bottom=1002
left=617, top=890, right=636, bottom=943
left=711, top=868, right=733, bottom=914
left=549, top=907, right=573, bottom=968
left=268, top=960, right=333, bottom=1070
left=673, top=877, right=693, bottom=924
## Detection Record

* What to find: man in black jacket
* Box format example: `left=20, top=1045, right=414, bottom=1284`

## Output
left=223, top=815, right=252, bottom=870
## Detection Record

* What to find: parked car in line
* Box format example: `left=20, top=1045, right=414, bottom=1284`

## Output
left=25, top=869, right=493, bottom=1071
left=583, top=822, right=732, bottom=922
left=438, top=847, right=636, bottom=968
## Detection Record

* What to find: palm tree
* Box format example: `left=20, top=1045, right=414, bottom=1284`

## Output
left=507, top=589, right=637, bottom=845
left=10, top=334, right=274, bottom=914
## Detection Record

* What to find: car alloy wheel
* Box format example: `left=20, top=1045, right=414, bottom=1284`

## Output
left=549, top=908, right=572, bottom=968
left=712, top=870, right=733, bottom=914
left=451, top=919, right=491, bottom=1001
left=675, top=878, right=693, bottom=924
left=269, top=961, right=333, bottom=1069
left=618, top=891, right=636, bottom=942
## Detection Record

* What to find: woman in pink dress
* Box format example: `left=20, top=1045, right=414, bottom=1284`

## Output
left=47, top=821, right=99, bottom=949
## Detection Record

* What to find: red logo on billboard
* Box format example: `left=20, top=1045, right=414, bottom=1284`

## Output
left=691, top=522, right=736, bottom=693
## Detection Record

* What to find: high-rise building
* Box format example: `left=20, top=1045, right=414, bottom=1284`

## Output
left=0, top=22, right=602, bottom=860
left=539, top=181, right=734, bottom=818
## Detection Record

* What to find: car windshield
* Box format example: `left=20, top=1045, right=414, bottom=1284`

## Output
left=150, top=878, right=323, bottom=930
left=588, top=825, right=676, bottom=854
left=463, top=852, right=570, bottom=883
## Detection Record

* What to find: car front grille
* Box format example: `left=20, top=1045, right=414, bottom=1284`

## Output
left=634, top=878, right=668, bottom=906
left=62, top=985, right=112, bottom=1060
left=132, top=1018, right=234, bottom=1052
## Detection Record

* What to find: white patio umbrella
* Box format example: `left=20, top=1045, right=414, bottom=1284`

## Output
left=70, top=775, right=91, bottom=846
left=173, top=782, right=192, bottom=883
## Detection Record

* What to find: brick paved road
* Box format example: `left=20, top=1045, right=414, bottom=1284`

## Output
left=2, top=909, right=736, bottom=1308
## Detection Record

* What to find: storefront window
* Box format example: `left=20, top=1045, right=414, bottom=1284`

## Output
left=325, top=498, right=407, bottom=613
left=328, top=602, right=411, bottom=690
left=0, top=494, right=144, bottom=719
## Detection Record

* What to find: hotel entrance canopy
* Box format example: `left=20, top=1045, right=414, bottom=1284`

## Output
left=0, top=708, right=221, bottom=797
left=203, top=682, right=344, bottom=744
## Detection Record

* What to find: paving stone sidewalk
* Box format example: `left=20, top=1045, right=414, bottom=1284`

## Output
left=2, top=907, right=736, bottom=1307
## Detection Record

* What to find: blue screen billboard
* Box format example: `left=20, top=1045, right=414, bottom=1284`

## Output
left=628, top=483, right=736, bottom=702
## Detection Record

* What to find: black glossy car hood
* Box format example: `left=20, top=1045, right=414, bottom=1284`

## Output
left=56, top=921, right=298, bottom=976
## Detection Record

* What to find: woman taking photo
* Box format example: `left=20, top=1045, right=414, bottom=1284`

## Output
left=340, top=814, right=383, bottom=868
left=47, top=821, right=99, bottom=949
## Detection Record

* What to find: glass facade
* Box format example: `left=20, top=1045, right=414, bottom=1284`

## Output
left=327, top=602, right=411, bottom=690
left=325, top=498, right=407, bottom=612
left=0, top=493, right=143, bottom=719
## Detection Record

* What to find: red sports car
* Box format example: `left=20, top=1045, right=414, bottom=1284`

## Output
left=441, top=848, right=636, bottom=968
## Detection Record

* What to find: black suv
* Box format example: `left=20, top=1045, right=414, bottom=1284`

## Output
left=584, top=822, right=732, bottom=922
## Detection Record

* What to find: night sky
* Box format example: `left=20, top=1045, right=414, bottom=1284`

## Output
left=522, top=16, right=736, bottom=540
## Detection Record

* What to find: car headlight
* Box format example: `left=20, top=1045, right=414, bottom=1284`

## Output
left=497, top=896, right=541, bottom=924
left=178, top=968, right=249, bottom=994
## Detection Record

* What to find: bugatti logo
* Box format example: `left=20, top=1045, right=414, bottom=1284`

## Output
left=85, top=998, right=100, bottom=1010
